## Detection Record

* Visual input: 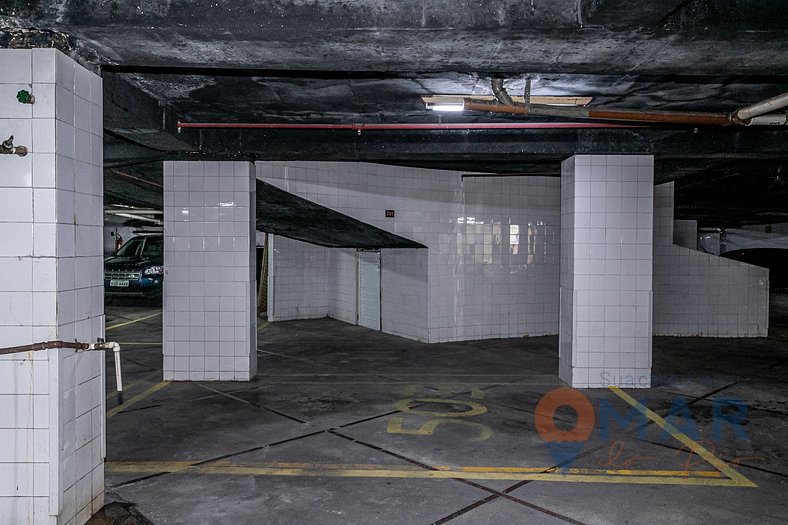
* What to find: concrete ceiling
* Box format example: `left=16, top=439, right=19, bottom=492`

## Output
left=2, top=0, right=787, bottom=226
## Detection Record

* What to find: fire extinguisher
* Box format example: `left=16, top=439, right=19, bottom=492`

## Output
left=115, top=233, right=123, bottom=253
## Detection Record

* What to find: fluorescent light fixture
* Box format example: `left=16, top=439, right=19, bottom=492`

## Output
left=425, top=101, right=465, bottom=112
left=422, top=95, right=593, bottom=108
left=113, top=212, right=163, bottom=225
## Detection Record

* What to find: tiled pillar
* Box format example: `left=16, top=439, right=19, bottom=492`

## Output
left=559, top=155, right=653, bottom=388
left=163, top=161, right=257, bottom=381
left=0, top=50, right=105, bottom=524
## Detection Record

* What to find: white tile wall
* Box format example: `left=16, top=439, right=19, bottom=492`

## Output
left=163, top=161, right=257, bottom=381
left=559, top=155, right=654, bottom=388
left=258, top=162, right=560, bottom=343
left=653, top=183, right=768, bottom=336
left=380, top=248, right=428, bottom=341
left=0, top=49, right=104, bottom=525
left=259, top=161, right=770, bottom=348
left=268, top=235, right=331, bottom=321
left=329, top=248, right=359, bottom=325
left=267, top=236, right=358, bottom=324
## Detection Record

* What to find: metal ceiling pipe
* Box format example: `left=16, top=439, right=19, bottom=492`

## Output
left=736, top=92, right=788, bottom=120
left=746, top=114, right=788, bottom=126
left=177, top=121, right=640, bottom=130
left=479, top=79, right=736, bottom=125
left=491, top=77, right=516, bottom=106
left=0, top=340, right=89, bottom=355
left=464, top=99, right=733, bottom=125
left=583, top=108, right=733, bottom=126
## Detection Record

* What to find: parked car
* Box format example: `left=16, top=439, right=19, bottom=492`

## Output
left=104, top=235, right=164, bottom=299
left=720, top=248, right=788, bottom=290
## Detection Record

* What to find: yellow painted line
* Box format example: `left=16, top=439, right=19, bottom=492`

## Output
left=107, top=461, right=197, bottom=473
left=254, top=374, right=535, bottom=377
left=106, top=372, right=160, bottom=401
left=446, top=466, right=722, bottom=478
left=105, top=461, right=725, bottom=482
left=102, top=388, right=756, bottom=487
left=107, top=381, right=170, bottom=419
left=257, top=321, right=270, bottom=332
left=106, top=311, right=162, bottom=331
left=104, top=461, right=743, bottom=485
left=236, top=382, right=518, bottom=386
left=609, top=385, right=757, bottom=488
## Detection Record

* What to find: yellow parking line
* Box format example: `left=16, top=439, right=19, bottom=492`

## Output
left=106, top=311, right=162, bottom=331
left=105, top=460, right=729, bottom=484
left=609, top=385, right=757, bottom=488
left=107, top=381, right=170, bottom=419
left=102, top=387, right=756, bottom=487
left=106, top=372, right=161, bottom=401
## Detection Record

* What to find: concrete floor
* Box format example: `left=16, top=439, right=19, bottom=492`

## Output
left=97, top=295, right=788, bottom=524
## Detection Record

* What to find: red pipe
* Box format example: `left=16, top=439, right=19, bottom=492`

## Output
left=177, top=121, right=641, bottom=131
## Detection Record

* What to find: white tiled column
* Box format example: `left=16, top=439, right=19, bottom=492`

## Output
left=559, top=155, right=653, bottom=388
left=163, top=161, right=257, bottom=381
left=0, top=50, right=105, bottom=524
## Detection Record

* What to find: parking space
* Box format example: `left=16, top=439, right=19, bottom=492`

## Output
left=97, top=295, right=788, bottom=524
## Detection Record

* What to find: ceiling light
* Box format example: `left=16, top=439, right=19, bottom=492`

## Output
left=422, top=95, right=593, bottom=108
left=425, top=101, right=465, bottom=112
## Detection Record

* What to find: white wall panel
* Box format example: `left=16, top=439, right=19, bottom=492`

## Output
left=259, top=162, right=769, bottom=345
left=163, top=161, right=256, bottom=381
left=258, top=162, right=559, bottom=343
left=653, top=184, right=769, bottom=337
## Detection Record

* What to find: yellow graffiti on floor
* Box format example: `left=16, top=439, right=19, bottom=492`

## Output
left=387, top=417, right=493, bottom=442
left=388, top=385, right=493, bottom=442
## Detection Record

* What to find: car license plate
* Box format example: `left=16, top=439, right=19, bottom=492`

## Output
left=109, top=280, right=129, bottom=287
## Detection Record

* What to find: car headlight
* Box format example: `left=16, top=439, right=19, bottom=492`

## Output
left=143, top=266, right=164, bottom=276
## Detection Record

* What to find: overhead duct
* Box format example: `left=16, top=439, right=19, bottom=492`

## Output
left=491, top=77, right=516, bottom=107
left=736, top=92, right=788, bottom=120
left=467, top=79, right=788, bottom=127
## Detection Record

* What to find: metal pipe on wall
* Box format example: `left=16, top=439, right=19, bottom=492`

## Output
left=0, top=340, right=123, bottom=392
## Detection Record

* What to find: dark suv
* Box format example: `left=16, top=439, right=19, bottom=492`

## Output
left=104, top=235, right=164, bottom=299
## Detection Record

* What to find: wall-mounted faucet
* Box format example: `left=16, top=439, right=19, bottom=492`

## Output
left=16, top=90, right=35, bottom=104
left=1, top=136, right=28, bottom=156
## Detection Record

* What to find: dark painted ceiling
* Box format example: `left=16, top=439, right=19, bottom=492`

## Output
left=2, top=0, right=788, bottom=227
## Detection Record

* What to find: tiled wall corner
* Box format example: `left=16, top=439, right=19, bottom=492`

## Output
left=267, top=236, right=359, bottom=326
left=267, top=236, right=331, bottom=321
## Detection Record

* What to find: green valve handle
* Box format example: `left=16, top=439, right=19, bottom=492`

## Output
left=16, top=90, right=35, bottom=104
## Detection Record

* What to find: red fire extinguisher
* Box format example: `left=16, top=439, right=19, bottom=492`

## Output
left=115, top=233, right=123, bottom=253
